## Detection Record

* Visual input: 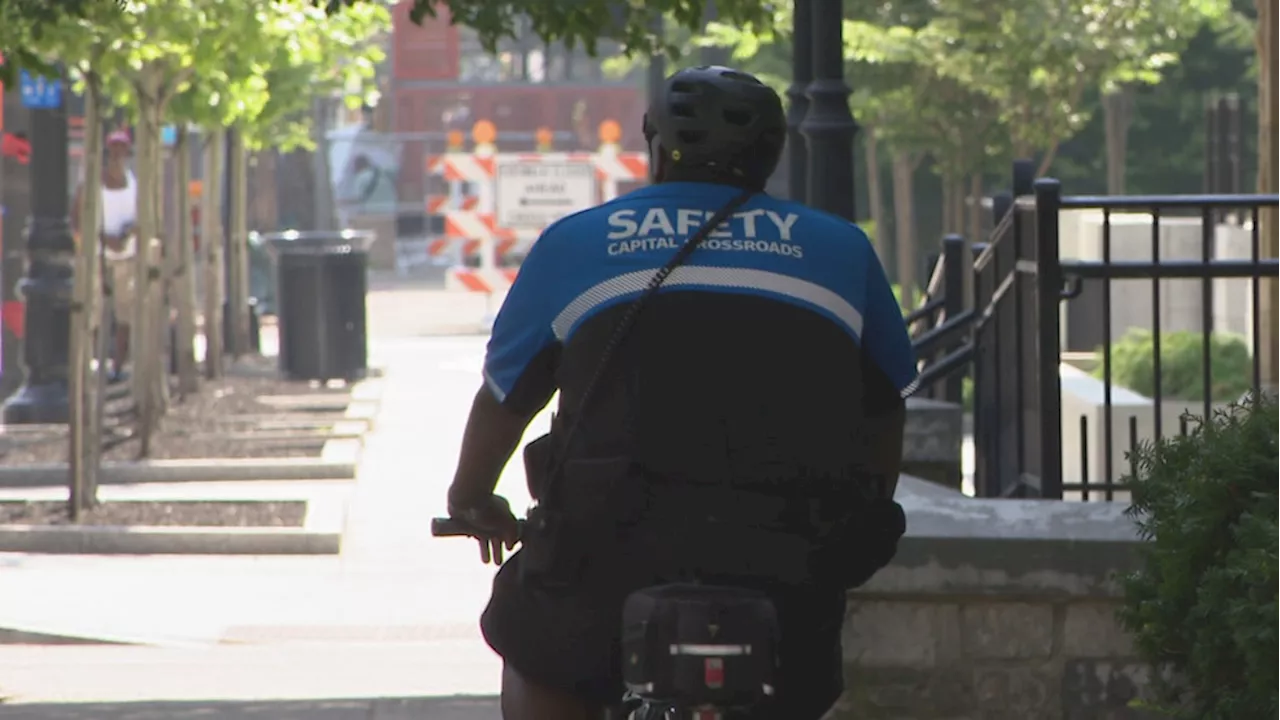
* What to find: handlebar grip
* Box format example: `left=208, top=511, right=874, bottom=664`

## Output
left=431, top=517, right=528, bottom=539
left=431, top=517, right=478, bottom=537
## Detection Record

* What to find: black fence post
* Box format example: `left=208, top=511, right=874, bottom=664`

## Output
left=1033, top=179, right=1064, bottom=499
left=970, top=239, right=991, bottom=495
left=941, top=234, right=965, bottom=405
left=986, top=191, right=1013, bottom=497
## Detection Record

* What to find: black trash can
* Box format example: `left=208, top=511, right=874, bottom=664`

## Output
left=265, top=230, right=375, bottom=382
left=221, top=297, right=262, bottom=352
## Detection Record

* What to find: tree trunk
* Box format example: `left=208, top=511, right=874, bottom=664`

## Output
left=202, top=129, right=227, bottom=379
left=967, top=174, right=983, bottom=243
left=132, top=76, right=158, bottom=456
left=863, top=126, right=888, bottom=262
left=891, top=151, right=918, bottom=303
left=1257, top=0, right=1278, bottom=387
left=69, top=75, right=105, bottom=518
left=226, top=129, right=251, bottom=357
left=940, top=171, right=954, bottom=237
left=1102, top=87, right=1135, bottom=195
left=132, top=73, right=169, bottom=458
left=154, top=125, right=170, bottom=415
left=951, top=175, right=966, bottom=236
left=173, top=127, right=199, bottom=395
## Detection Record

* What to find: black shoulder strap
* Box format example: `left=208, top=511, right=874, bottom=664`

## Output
left=545, top=188, right=757, bottom=488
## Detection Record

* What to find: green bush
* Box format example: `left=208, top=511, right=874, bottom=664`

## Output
left=1118, top=394, right=1278, bottom=720
left=1096, top=329, right=1254, bottom=402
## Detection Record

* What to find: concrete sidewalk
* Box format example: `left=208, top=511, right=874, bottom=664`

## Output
left=0, top=696, right=500, bottom=719
left=0, top=643, right=499, bottom=706
left=0, top=288, right=544, bottom=710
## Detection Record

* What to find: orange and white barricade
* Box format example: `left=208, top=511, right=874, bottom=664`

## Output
left=439, top=120, right=649, bottom=327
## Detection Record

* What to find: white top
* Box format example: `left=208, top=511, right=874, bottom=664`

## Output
left=101, top=170, right=137, bottom=260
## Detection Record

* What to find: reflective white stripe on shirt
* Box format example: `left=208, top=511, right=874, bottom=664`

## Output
left=550, top=266, right=864, bottom=342
left=899, top=374, right=922, bottom=399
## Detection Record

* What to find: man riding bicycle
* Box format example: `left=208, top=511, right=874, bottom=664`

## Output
left=445, top=66, right=916, bottom=720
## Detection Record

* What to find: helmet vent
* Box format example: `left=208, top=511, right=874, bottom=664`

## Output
left=719, top=70, right=762, bottom=84
left=671, top=102, right=698, bottom=119
left=677, top=130, right=708, bottom=145
left=722, top=108, right=754, bottom=126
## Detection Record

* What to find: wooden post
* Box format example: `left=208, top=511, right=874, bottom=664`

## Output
left=1257, top=0, right=1278, bottom=388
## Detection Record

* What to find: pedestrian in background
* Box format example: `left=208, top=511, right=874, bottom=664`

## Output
left=72, top=129, right=136, bottom=380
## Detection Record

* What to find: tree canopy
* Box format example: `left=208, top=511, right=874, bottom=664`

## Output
left=335, top=0, right=773, bottom=56
left=0, top=0, right=125, bottom=82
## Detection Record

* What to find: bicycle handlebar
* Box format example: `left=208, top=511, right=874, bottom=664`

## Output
left=431, top=516, right=526, bottom=539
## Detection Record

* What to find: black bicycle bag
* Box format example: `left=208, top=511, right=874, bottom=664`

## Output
left=621, top=583, right=778, bottom=710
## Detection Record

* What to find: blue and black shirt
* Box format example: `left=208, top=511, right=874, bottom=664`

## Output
left=484, top=181, right=917, bottom=488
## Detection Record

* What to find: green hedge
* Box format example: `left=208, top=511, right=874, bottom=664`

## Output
left=1119, top=394, right=1278, bottom=720
left=1095, top=329, right=1254, bottom=402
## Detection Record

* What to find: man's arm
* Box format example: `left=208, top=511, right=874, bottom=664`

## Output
left=447, top=388, right=540, bottom=509
left=445, top=234, right=562, bottom=511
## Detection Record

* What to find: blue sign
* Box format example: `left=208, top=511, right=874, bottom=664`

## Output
left=19, top=70, right=62, bottom=110
left=161, top=125, right=177, bottom=146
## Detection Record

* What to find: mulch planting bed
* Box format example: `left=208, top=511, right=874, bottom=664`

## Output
left=0, top=500, right=307, bottom=527
left=0, top=354, right=357, bottom=464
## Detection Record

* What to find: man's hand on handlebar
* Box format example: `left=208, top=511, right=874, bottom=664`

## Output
left=446, top=492, right=519, bottom=565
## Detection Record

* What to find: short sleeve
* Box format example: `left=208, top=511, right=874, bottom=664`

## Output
left=482, top=235, right=561, bottom=413
left=862, top=253, right=919, bottom=398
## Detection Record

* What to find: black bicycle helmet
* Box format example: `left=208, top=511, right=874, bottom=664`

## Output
left=643, top=65, right=786, bottom=188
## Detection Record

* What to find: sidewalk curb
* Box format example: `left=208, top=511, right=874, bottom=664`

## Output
left=0, top=524, right=340, bottom=555
left=318, top=378, right=383, bottom=467
left=0, top=458, right=357, bottom=488
left=0, top=627, right=134, bottom=646
left=0, top=494, right=345, bottom=556
left=0, top=376, right=385, bottom=490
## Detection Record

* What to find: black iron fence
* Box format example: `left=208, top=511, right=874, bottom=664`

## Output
left=909, top=160, right=1279, bottom=501
left=905, top=234, right=971, bottom=405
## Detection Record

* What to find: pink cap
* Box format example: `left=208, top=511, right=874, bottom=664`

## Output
left=106, top=130, right=132, bottom=146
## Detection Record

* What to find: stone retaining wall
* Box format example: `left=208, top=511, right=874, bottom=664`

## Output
left=828, top=478, right=1155, bottom=720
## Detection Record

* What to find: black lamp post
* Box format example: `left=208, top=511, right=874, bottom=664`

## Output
left=647, top=13, right=666, bottom=108
left=2, top=84, right=74, bottom=424
left=0, top=91, right=32, bottom=401
left=785, top=0, right=813, bottom=204
left=799, top=0, right=858, bottom=221
left=699, top=1, right=733, bottom=67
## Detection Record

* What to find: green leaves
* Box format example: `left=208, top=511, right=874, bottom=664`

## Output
left=232, top=1, right=387, bottom=151
left=1118, top=394, right=1278, bottom=720
left=0, top=0, right=126, bottom=83
left=4, top=0, right=386, bottom=154
left=333, top=0, right=775, bottom=57
left=1096, top=329, right=1256, bottom=402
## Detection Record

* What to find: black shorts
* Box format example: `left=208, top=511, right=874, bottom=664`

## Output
left=479, top=549, right=847, bottom=718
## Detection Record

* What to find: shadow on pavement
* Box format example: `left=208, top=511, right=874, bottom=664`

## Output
left=0, top=696, right=500, bottom=720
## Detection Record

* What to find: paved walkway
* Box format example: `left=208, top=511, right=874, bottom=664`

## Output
left=0, top=697, right=500, bottom=719
left=0, top=283, right=535, bottom=716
